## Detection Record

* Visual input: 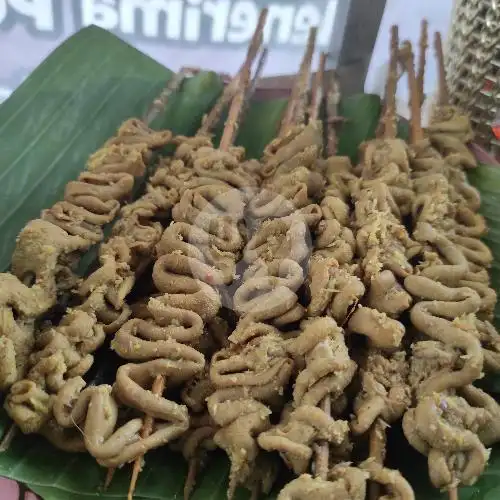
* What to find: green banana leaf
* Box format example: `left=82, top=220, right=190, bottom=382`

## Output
left=1, top=24, right=500, bottom=500
left=0, top=25, right=223, bottom=271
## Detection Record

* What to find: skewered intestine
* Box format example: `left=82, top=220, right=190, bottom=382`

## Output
left=396, top=36, right=500, bottom=494
left=351, top=350, right=411, bottom=436
left=258, top=317, right=353, bottom=474
left=425, top=32, right=477, bottom=170
left=4, top=142, right=215, bottom=432
left=206, top=30, right=327, bottom=498
left=0, top=119, right=172, bottom=392
left=277, top=459, right=415, bottom=500
left=342, top=31, right=415, bottom=350
left=207, top=320, right=294, bottom=497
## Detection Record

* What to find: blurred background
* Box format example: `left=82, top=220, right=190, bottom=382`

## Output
left=0, top=0, right=452, bottom=103
left=3, top=0, right=498, bottom=155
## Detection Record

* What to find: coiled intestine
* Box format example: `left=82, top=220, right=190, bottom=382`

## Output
left=206, top=121, right=324, bottom=497
left=426, top=104, right=477, bottom=169
left=305, top=155, right=363, bottom=328
left=277, top=461, right=415, bottom=500
left=9, top=138, right=256, bottom=470
left=258, top=317, right=353, bottom=474
left=4, top=133, right=211, bottom=433
left=207, top=320, right=294, bottom=497
left=399, top=36, right=500, bottom=489
left=346, top=149, right=416, bottom=350
left=0, top=120, right=171, bottom=391
left=402, top=189, right=500, bottom=489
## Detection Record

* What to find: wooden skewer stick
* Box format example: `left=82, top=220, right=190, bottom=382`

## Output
left=220, top=8, right=269, bottom=151
left=143, top=69, right=193, bottom=124
left=314, top=394, right=331, bottom=480
left=279, top=26, right=318, bottom=136
left=368, top=418, right=387, bottom=500
left=399, top=40, right=424, bottom=144
left=293, top=27, right=318, bottom=128
left=434, top=32, right=450, bottom=106
left=324, top=69, right=342, bottom=157
left=417, top=19, right=428, bottom=107
left=198, top=64, right=246, bottom=137
left=127, top=374, right=166, bottom=500
left=0, top=424, right=17, bottom=453
left=244, top=47, right=269, bottom=113
left=309, top=51, right=327, bottom=122
left=382, top=25, right=399, bottom=140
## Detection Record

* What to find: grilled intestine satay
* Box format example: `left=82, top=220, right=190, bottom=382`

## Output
left=261, top=43, right=415, bottom=499
left=345, top=27, right=415, bottom=357
left=3, top=72, right=231, bottom=437
left=48, top=17, right=267, bottom=500
left=205, top=28, right=328, bottom=499
left=0, top=97, right=181, bottom=391
left=426, top=32, right=477, bottom=170
left=398, top=38, right=500, bottom=495
left=342, top=29, right=414, bottom=500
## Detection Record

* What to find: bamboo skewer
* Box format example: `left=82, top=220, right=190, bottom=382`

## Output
left=293, top=28, right=318, bottom=127
left=0, top=424, right=17, bottom=453
left=324, top=69, right=342, bottom=157
left=375, top=26, right=399, bottom=140
left=279, top=27, right=318, bottom=136
left=385, top=25, right=400, bottom=140
left=434, top=32, right=450, bottom=107
left=417, top=19, right=428, bottom=107
left=128, top=375, right=166, bottom=500
left=308, top=46, right=332, bottom=484
left=314, top=394, right=332, bottom=480
left=220, top=8, right=268, bottom=151
left=400, top=40, right=424, bottom=144
left=246, top=47, right=269, bottom=107
left=143, top=69, right=193, bottom=124
left=309, top=52, right=327, bottom=122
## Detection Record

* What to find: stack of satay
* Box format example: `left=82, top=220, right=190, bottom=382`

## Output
left=2, top=12, right=500, bottom=500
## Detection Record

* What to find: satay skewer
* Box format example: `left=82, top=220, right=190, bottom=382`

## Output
left=309, top=51, right=333, bottom=482
left=246, top=47, right=269, bottom=107
left=293, top=28, right=318, bottom=128
left=401, top=37, right=460, bottom=500
left=366, top=25, right=400, bottom=500
left=1, top=69, right=192, bottom=458
left=103, top=61, right=249, bottom=493
left=375, top=25, right=399, bottom=140
left=123, top=12, right=268, bottom=499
